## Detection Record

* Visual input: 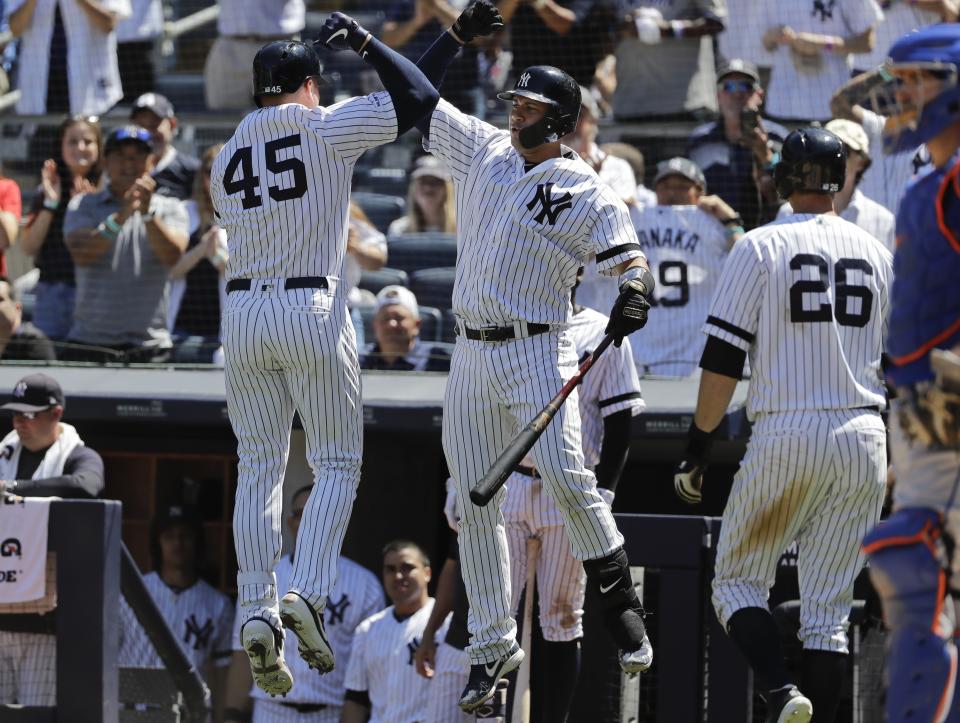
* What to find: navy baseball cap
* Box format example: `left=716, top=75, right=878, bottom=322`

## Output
left=131, top=92, right=175, bottom=120
left=1, top=373, right=64, bottom=413
left=654, top=157, right=707, bottom=191
left=104, top=125, right=153, bottom=155
left=717, top=59, right=760, bottom=84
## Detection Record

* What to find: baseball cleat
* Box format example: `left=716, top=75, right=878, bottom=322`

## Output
left=279, top=591, right=335, bottom=673
left=765, top=685, right=812, bottom=723
left=240, top=617, right=293, bottom=697
left=619, top=636, right=654, bottom=675
left=459, top=643, right=525, bottom=713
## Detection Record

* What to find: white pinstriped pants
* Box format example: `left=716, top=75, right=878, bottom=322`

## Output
left=504, top=472, right=587, bottom=641
left=712, top=409, right=886, bottom=653
left=222, top=281, right=363, bottom=622
left=0, top=632, right=55, bottom=706
left=424, top=642, right=474, bottom=723
left=442, top=330, right=622, bottom=664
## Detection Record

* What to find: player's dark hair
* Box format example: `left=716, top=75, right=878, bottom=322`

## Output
left=382, top=539, right=430, bottom=568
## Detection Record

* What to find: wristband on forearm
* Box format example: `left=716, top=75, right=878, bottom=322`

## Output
left=685, top=421, right=716, bottom=465
left=618, top=266, right=656, bottom=296
left=42, top=198, right=60, bottom=212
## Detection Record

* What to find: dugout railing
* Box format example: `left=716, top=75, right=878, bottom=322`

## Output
left=0, top=499, right=209, bottom=723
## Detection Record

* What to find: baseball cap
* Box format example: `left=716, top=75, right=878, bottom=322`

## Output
left=1, top=373, right=64, bottom=413
left=717, top=59, right=761, bottom=85
left=153, top=504, right=201, bottom=533
left=376, top=285, right=420, bottom=320
left=104, top=125, right=153, bottom=155
left=411, top=156, right=452, bottom=182
left=825, top=118, right=871, bottom=159
left=130, top=92, right=175, bottom=120
left=654, top=157, right=707, bottom=191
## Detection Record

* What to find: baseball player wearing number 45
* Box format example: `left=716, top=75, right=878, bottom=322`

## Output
left=675, top=127, right=892, bottom=723
left=858, top=24, right=960, bottom=723
left=211, top=17, right=438, bottom=697
left=415, top=1, right=655, bottom=713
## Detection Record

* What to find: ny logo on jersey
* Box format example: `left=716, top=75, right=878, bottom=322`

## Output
left=811, top=0, right=836, bottom=20
left=518, top=72, right=531, bottom=88
left=325, top=593, right=351, bottom=626
left=407, top=637, right=420, bottom=666
left=183, top=615, right=214, bottom=651
left=527, top=183, right=573, bottom=225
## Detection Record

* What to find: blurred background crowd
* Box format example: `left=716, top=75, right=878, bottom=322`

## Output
left=0, top=0, right=951, bottom=372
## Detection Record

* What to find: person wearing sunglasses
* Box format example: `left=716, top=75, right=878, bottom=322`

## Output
left=0, top=373, right=104, bottom=499
left=688, top=59, right=789, bottom=231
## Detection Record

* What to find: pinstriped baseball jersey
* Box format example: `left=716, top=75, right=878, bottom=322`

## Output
left=119, top=572, right=234, bottom=673
left=211, top=93, right=397, bottom=282
left=424, top=99, right=643, bottom=326
left=344, top=599, right=450, bottom=723
left=231, top=555, right=384, bottom=706
left=703, top=214, right=893, bottom=418
left=566, top=306, right=644, bottom=466
left=631, top=205, right=730, bottom=377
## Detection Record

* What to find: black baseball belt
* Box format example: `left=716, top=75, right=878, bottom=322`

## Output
left=279, top=701, right=328, bottom=713
left=226, top=276, right=329, bottom=293
left=456, top=321, right=551, bottom=342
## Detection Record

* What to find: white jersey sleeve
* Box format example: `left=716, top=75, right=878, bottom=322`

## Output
left=702, top=234, right=765, bottom=353
left=598, top=334, right=645, bottom=417
left=424, top=98, right=500, bottom=182
left=592, top=184, right=645, bottom=276
left=344, top=616, right=371, bottom=693
left=307, top=91, right=398, bottom=163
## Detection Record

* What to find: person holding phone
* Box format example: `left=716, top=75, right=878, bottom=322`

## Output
left=687, top=59, right=789, bottom=230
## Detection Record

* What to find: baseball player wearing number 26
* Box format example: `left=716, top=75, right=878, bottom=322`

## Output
left=416, top=1, right=655, bottom=714
left=860, top=24, right=960, bottom=723
left=210, top=18, right=438, bottom=697
left=675, top=127, right=892, bottom=723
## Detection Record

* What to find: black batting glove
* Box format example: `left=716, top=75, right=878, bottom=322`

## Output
left=673, top=422, right=716, bottom=505
left=318, top=12, right=371, bottom=53
left=605, top=272, right=653, bottom=347
left=451, top=0, right=504, bottom=43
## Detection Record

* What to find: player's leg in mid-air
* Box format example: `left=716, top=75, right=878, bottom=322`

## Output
left=222, top=291, right=296, bottom=696
left=506, top=332, right=652, bottom=676
left=277, top=295, right=362, bottom=675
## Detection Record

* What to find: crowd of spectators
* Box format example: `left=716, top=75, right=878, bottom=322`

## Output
left=0, top=0, right=952, bottom=371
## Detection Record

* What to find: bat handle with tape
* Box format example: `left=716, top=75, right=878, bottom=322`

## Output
left=469, top=334, right=615, bottom=506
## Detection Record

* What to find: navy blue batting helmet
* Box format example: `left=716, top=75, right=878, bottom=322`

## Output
left=252, top=41, right=325, bottom=106
left=498, top=66, right=580, bottom=148
left=774, top=127, right=847, bottom=199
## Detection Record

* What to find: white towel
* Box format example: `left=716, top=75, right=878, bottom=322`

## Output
left=0, top=496, right=52, bottom=603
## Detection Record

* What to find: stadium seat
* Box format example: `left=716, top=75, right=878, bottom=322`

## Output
left=358, top=267, right=409, bottom=295
left=361, top=167, right=410, bottom=197
left=353, top=192, right=405, bottom=234
left=410, top=267, right=456, bottom=311
left=385, top=233, right=458, bottom=274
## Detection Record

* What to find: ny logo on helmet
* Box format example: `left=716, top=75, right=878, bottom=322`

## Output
left=518, top=72, right=531, bottom=88
left=527, top=183, right=573, bottom=225
left=13, top=383, right=25, bottom=398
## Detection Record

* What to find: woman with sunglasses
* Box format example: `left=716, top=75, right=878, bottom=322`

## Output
left=21, top=115, right=103, bottom=343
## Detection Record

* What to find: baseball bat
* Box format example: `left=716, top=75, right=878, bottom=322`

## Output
left=470, top=334, right=615, bottom=506
left=511, top=537, right=539, bottom=723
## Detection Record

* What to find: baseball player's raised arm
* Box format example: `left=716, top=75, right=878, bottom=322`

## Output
left=424, top=99, right=500, bottom=182
left=318, top=13, right=438, bottom=141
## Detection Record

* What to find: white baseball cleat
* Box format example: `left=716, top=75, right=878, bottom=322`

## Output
left=240, top=617, right=293, bottom=697
left=619, top=636, right=654, bottom=675
left=279, top=591, right=335, bottom=673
